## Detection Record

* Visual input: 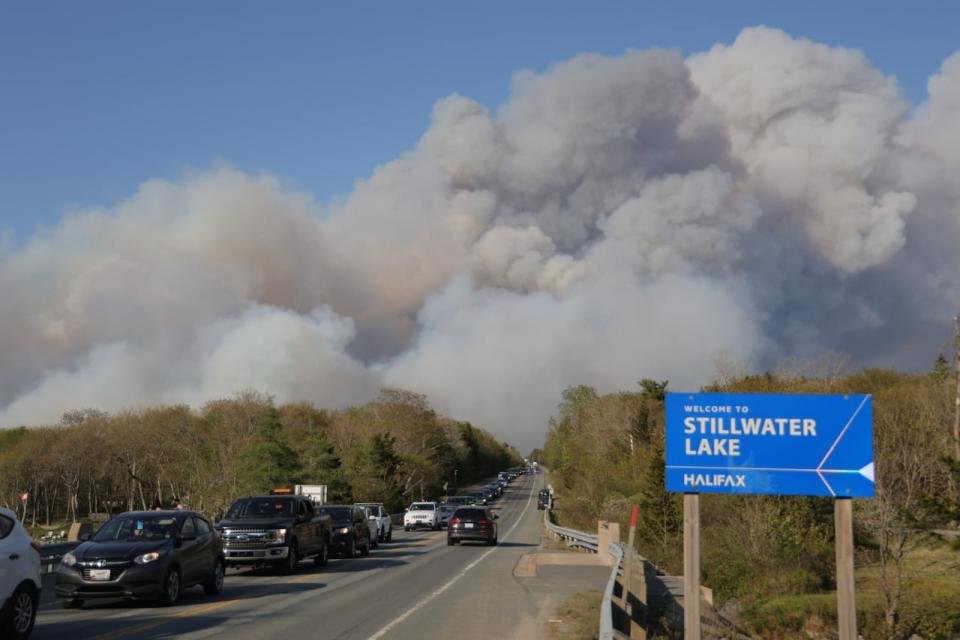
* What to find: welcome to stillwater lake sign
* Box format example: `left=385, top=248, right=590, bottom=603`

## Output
left=665, top=392, right=874, bottom=497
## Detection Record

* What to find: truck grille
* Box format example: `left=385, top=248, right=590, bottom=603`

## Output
left=222, top=528, right=274, bottom=547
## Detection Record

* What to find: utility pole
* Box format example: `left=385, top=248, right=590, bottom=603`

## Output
left=954, top=316, right=960, bottom=460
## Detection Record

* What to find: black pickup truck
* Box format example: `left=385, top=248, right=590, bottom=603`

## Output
left=216, top=495, right=331, bottom=574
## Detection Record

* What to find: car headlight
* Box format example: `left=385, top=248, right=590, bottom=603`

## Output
left=134, top=551, right=162, bottom=565
left=62, top=552, right=77, bottom=567
left=337, top=527, right=350, bottom=535
left=271, top=528, right=288, bottom=543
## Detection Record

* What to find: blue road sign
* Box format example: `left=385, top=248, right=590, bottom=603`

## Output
left=665, top=393, right=874, bottom=497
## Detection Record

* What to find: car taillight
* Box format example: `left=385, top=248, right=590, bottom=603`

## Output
left=449, top=519, right=461, bottom=525
left=478, top=519, right=491, bottom=526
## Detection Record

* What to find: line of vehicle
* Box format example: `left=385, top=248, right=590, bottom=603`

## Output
left=76, top=532, right=428, bottom=640
left=44, top=479, right=532, bottom=640
left=367, top=476, right=537, bottom=640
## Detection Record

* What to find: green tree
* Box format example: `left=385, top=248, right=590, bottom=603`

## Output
left=930, top=353, right=952, bottom=382
left=638, top=441, right=681, bottom=550
left=349, top=433, right=404, bottom=510
left=238, top=407, right=302, bottom=494
left=299, top=425, right=352, bottom=502
left=638, top=379, right=669, bottom=401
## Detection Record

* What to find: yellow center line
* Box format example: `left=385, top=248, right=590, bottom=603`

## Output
left=288, top=571, right=320, bottom=583
left=93, top=598, right=243, bottom=640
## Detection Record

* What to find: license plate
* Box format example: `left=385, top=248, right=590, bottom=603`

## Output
left=89, top=569, right=111, bottom=581
left=464, top=523, right=474, bottom=529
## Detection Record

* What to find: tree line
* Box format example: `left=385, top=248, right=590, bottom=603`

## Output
left=0, top=389, right=521, bottom=524
left=539, top=365, right=960, bottom=639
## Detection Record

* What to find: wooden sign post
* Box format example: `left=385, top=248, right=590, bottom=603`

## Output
left=683, top=493, right=701, bottom=640
left=835, top=498, right=856, bottom=640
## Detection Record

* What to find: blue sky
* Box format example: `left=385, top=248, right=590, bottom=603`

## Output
left=2, top=1, right=958, bottom=242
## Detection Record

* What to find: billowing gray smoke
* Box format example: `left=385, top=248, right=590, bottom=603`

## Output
left=2, top=28, right=959, bottom=450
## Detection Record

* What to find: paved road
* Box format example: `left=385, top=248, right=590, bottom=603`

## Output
left=32, top=473, right=543, bottom=640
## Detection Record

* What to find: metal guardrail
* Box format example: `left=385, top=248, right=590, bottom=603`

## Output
left=543, top=509, right=624, bottom=640
left=38, top=541, right=80, bottom=574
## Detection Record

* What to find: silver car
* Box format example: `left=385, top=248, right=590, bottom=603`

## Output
left=0, top=507, right=41, bottom=639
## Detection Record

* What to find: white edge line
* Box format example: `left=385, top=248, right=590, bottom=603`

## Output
left=817, top=395, right=868, bottom=471
left=367, top=477, right=537, bottom=640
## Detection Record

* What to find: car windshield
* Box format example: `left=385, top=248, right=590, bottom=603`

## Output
left=410, top=503, right=435, bottom=511
left=94, top=515, right=178, bottom=542
left=226, top=498, right=293, bottom=519
left=321, top=507, right=352, bottom=524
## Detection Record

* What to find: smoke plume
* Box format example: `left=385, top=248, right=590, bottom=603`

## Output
left=2, top=28, right=959, bottom=450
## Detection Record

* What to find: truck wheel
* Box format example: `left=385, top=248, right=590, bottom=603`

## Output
left=314, top=542, right=328, bottom=567
left=347, top=537, right=356, bottom=558
left=447, top=537, right=454, bottom=546
left=371, top=534, right=378, bottom=549
left=361, top=537, right=370, bottom=556
left=279, top=541, right=299, bottom=575
left=386, top=526, right=392, bottom=542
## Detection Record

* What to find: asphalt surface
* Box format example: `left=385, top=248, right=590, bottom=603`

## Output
left=31, top=473, right=544, bottom=640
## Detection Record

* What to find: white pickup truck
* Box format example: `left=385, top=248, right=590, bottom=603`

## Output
left=356, top=503, right=393, bottom=542
left=403, top=502, right=441, bottom=531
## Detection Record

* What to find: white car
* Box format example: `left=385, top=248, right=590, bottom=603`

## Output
left=0, top=507, right=41, bottom=639
left=403, top=502, right=440, bottom=531
left=359, top=507, right=380, bottom=548
left=356, top=503, right=393, bottom=542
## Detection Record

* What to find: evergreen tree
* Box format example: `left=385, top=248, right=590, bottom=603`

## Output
left=299, top=425, right=351, bottom=502
left=237, top=407, right=302, bottom=494
left=349, top=433, right=404, bottom=510
left=638, top=441, right=681, bottom=549
left=930, top=352, right=952, bottom=382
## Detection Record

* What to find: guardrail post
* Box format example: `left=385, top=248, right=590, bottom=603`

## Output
left=598, top=521, right=620, bottom=567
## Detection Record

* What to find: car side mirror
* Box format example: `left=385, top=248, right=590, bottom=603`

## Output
left=79, top=533, right=92, bottom=542
left=493, top=514, right=499, bottom=520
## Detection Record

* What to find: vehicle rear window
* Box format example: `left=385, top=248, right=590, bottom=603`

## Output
left=321, top=506, right=352, bottom=524
left=0, top=514, right=13, bottom=539
left=452, top=508, right=486, bottom=519
left=226, top=498, right=294, bottom=519
left=410, top=503, right=435, bottom=511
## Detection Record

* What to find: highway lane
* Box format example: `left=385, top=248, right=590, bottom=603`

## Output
left=31, top=473, right=541, bottom=639
left=369, top=471, right=545, bottom=639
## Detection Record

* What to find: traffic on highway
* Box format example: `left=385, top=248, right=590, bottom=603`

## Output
left=3, top=465, right=540, bottom=639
